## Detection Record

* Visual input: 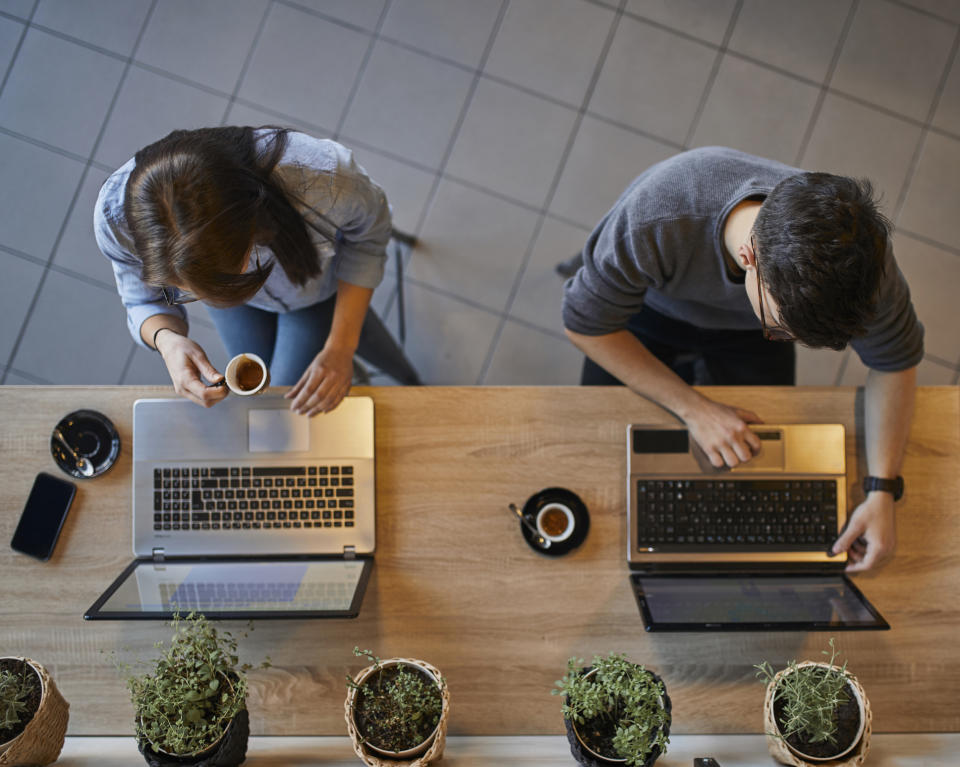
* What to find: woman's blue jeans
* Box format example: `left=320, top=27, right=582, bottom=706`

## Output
left=206, top=295, right=420, bottom=386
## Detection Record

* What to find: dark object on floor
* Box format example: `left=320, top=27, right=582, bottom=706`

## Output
left=555, top=252, right=584, bottom=279
left=694, top=759, right=722, bottom=767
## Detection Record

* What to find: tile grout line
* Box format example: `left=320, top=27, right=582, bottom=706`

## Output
left=794, top=0, right=860, bottom=166
left=477, top=0, right=629, bottom=384
left=0, top=0, right=159, bottom=386
left=0, top=125, right=91, bottom=164
left=332, top=0, right=393, bottom=140
left=116, top=341, right=139, bottom=385
left=220, top=0, right=274, bottom=126
left=885, top=0, right=960, bottom=26
left=891, top=24, right=960, bottom=223
left=682, top=0, right=743, bottom=149
left=0, top=0, right=37, bottom=99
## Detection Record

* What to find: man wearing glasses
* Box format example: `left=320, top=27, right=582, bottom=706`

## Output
left=562, top=147, right=922, bottom=573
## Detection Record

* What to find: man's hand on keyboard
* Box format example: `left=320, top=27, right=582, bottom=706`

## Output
left=684, top=395, right=763, bottom=468
left=831, top=491, right=896, bottom=573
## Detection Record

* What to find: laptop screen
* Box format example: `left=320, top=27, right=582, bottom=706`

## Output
left=85, top=556, right=372, bottom=620
left=630, top=573, right=889, bottom=631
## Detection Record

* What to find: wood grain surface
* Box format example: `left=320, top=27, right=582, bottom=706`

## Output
left=0, top=386, right=957, bottom=736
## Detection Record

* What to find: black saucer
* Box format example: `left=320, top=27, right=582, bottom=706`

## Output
left=51, top=409, right=120, bottom=479
left=519, top=487, right=589, bottom=557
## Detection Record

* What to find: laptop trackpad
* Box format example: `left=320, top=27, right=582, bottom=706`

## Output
left=248, top=409, right=310, bottom=453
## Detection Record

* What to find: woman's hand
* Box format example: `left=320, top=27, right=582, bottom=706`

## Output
left=156, top=329, right=228, bottom=408
left=286, top=344, right=355, bottom=416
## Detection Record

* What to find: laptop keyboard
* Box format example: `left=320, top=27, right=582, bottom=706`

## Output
left=635, top=479, right=837, bottom=551
left=153, top=465, right=355, bottom=532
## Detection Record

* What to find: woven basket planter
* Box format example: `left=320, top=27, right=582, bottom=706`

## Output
left=344, top=658, right=449, bottom=766
left=763, top=662, right=871, bottom=766
left=136, top=708, right=249, bottom=767
left=0, top=657, right=69, bottom=767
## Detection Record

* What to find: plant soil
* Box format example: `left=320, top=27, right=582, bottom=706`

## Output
left=574, top=712, right=622, bottom=761
left=354, top=665, right=441, bottom=753
left=0, top=659, right=42, bottom=746
left=774, top=681, right=862, bottom=760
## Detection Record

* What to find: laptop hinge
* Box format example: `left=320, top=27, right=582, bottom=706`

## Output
left=152, top=547, right=165, bottom=563
left=343, top=545, right=356, bottom=560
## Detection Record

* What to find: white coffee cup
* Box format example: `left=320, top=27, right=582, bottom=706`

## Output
left=536, top=502, right=575, bottom=543
left=224, top=353, right=270, bottom=396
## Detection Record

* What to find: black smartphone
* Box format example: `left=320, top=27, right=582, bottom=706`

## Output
left=10, top=472, right=77, bottom=561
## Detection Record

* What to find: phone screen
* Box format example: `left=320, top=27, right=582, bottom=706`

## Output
left=11, top=472, right=76, bottom=560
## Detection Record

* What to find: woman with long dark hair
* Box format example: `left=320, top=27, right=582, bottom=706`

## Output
left=95, top=127, right=418, bottom=414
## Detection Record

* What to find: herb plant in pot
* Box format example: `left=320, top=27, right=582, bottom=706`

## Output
left=344, top=647, right=449, bottom=766
left=756, top=639, right=871, bottom=766
left=554, top=653, right=671, bottom=767
left=0, top=656, right=69, bottom=767
left=123, top=613, right=269, bottom=767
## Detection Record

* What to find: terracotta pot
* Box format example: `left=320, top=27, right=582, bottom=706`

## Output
left=0, top=657, right=69, bottom=767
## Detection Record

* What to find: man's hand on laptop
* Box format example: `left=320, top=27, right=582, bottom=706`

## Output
left=831, top=492, right=896, bottom=573
left=684, top=395, right=763, bottom=468
left=156, top=332, right=228, bottom=408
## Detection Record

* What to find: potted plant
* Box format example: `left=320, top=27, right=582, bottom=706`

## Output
left=756, top=639, right=871, bottom=765
left=0, top=656, right=69, bottom=767
left=122, top=613, right=269, bottom=767
left=554, top=652, right=671, bottom=767
left=344, top=647, right=449, bottom=766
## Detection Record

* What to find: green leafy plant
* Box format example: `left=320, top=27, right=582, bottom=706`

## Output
left=755, top=638, right=851, bottom=748
left=553, top=653, right=670, bottom=766
left=0, top=665, right=38, bottom=738
left=346, top=647, right=444, bottom=753
left=120, top=613, right=269, bottom=756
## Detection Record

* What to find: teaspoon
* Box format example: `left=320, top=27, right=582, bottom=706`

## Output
left=53, top=429, right=94, bottom=477
left=509, top=502, right=550, bottom=549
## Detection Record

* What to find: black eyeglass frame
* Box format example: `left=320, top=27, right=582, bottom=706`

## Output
left=159, top=286, right=200, bottom=306
left=751, top=234, right=794, bottom=342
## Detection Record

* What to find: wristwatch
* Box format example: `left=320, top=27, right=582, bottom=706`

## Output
left=863, top=475, right=904, bottom=501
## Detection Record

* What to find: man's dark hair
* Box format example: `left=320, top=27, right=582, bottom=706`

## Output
left=753, top=172, right=890, bottom=350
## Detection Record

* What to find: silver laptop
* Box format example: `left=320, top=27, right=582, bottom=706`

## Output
left=626, top=424, right=888, bottom=631
left=85, top=396, right=375, bottom=620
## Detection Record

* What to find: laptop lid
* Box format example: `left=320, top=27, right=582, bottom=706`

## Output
left=84, top=555, right=372, bottom=620
left=629, top=571, right=889, bottom=631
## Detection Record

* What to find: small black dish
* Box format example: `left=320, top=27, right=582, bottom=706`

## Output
left=51, top=409, right=121, bottom=479
left=519, top=487, right=589, bottom=557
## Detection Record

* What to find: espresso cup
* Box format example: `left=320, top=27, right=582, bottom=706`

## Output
left=224, top=353, right=270, bottom=396
left=535, top=502, right=575, bottom=543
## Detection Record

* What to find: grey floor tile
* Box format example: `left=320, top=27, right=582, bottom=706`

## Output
left=396, top=281, right=500, bottom=384
left=33, top=0, right=151, bottom=57
left=136, top=0, right=267, bottom=93
left=484, top=0, right=616, bottom=107
left=898, top=132, right=960, bottom=249
left=801, top=93, right=922, bottom=211
left=933, top=48, right=960, bottom=134
left=899, top=0, right=960, bottom=23
left=351, top=148, right=436, bottom=234
left=0, top=15, right=24, bottom=77
left=50, top=168, right=116, bottom=287
left=283, top=0, right=387, bottom=30
left=916, top=357, right=958, bottom=385
left=589, top=14, right=716, bottom=144
left=482, top=319, right=583, bottom=385
left=550, top=115, right=676, bottom=229
left=838, top=349, right=870, bottom=386
left=510, top=217, right=590, bottom=334
left=0, top=0, right=35, bottom=19
left=446, top=79, right=578, bottom=208
left=728, top=0, right=852, bottom=84
left=0, top=251, right=44, bottom=364
left=831, top=0, right=954, bottom=121
left=795, top=345, right=847, bottom=386
left=381, top=0, right=503, bottom=69
left=0, top=27, right=124, bottom=157
left=690, top=54, right=820, bottom=165
left=409, top=179, right=539, bottom=313
left=2, top=368, right=49, bottom=385
left=224, top=101, right=327, bottom=134
left=369, top=272, right=397, bottom=324
left=892, top=232, right=960, bottom=363
left=11, top=270, right=132, bottom=383
left=340, top=40, right=473, bottom=169
left=95, top=66, right=230, bottom=169
left=0, top=132, right=85, bottom=258
left=626, top=0, right=737, bottom=46
left=238, top=2, right=368, bottom=133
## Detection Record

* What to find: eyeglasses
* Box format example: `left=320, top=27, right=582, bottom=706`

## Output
left=751, top=235, right=794, bottom=342
left=160, top=286, right=199, bottom=306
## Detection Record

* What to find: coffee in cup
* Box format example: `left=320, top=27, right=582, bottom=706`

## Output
left=224, top=353, right=269, bottom=396
left=536, top=502, right=575, bottom=543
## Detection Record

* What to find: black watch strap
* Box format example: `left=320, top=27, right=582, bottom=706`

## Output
left=863, top=475, right=904, bottom=501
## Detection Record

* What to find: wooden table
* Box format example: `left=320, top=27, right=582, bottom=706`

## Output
left=0, top=386, right=957, bottom=738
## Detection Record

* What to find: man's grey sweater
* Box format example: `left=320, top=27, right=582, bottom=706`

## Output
left=561, top=147, right=923, bottom=372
